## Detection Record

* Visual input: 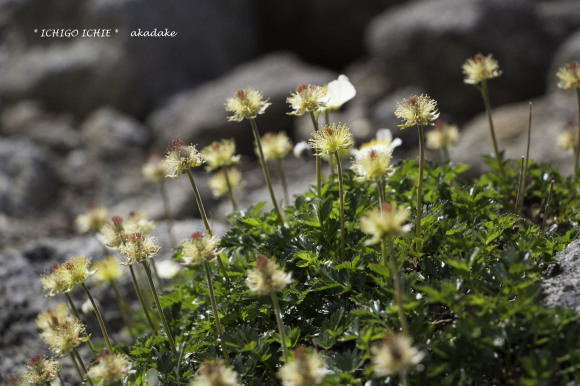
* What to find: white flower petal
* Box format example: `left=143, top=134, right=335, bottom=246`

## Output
left=326, top=74, right=356, bottom=110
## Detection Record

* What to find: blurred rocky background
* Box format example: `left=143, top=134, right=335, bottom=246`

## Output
left=2, top=0, right=580, bottom=382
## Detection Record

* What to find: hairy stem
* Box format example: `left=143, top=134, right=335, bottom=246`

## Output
left=129, top=265, right=157, bottom=333
left=276, top=158, right=290, bottom=205
left=80, top=283, right=113, bottom=353
left=271, top=291, right=289, bottom=363
left=72, top=347, right=93, bottom=385
left=142, top=261, right=176, bottom=353
left=481, top=80, right=506, bottom=178
left=334, top=152, right=346, bottom=261
left=110, top=278, right=135, bottom=338
left=250, top=118, right=285, bottom=225
left=159, top=181, right=177, bottom=248
left=388, top=237, right=408, bottom=334
left=308, top=111, right=322, bottom=197
left=222, top=166, right=238, bottom=211
left=64, top=292, right=96, bottom=354
left=416, top=125, right=425, bottom=239
left=203, top=261, right=231, bottom=366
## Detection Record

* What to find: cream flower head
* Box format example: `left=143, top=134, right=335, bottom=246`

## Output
left=351, top=144, right=394, bottom=182
left=142, top=153, right=168, bottom=184
left=462, top=53, right=502, bottom=85
left=371, top=334, right=425, bottom=377
left=118, top=233, right=161, bottom=265
left=93, top=255, right=123, bottom=283
left=225, top=87, right=271, bottom=122
left=247, top=254, right=292, bottom=296
left=36, top=303, right=74, bottom=334
left=557, top=121, right=579, bottom=151
left=201, top=139, right=241, bottom=171
left=100, top=216, right=128, bottom=249
left=359, top=128, right=403, bottom=153
left=394, top=94, right=439, bottom=129
left=323, top=74, right=356, bottom=111
left=277, top=347, right=328, bottom=386
left=360, top=203, right=411, bottom=244
left=287, top=84, right=328, bottom=116
left=259, top=132, right=293, bottom=161
left=556, top=61, right=580, bottom=91
left=76, top=206, right=109, bottom=234
left=162, top=139, right=205, bottom=179
left=40, top=265, right=72, bottom=297
left=426, top=122, right=460, bottom=150
left=125, top=211, right=156, bottom=235
left=87, top=351, right=132, bottom=385
left=21, top=355, right=60, bottom=385
left=180, top=232, right=222, bottom=266
left=208, top=167, right=243, bottom=198
left=189, top=360, right=240, bottom=386
left=309, top=123, right=353, bottom=156
left=63, top=256, right=96, bottom=287
left=39, top=315, right=89, bottom=357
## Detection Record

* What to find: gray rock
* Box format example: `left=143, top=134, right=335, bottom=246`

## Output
left=0, top=139, right=59, bottom=216
left=147, top=52, right=336, bottom=155
left=365, top=0, right=555, bottom=117
left=543, top=237, right=580, bottom=313
left=0, top=0, right=261, bottom=117
left=80, top=106, right=150, bottom=159
left=536, top=1, right=580, bottom=44
left=450, top=92, right=577, bottom=176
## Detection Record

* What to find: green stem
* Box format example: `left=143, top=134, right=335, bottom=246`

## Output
left=69, top=351, right=85, bottom=385
left=64, top=292, right=97, bottom=354
left=186, top=169, right=230, bottom=282
left=222, top=166, right=238, bottom=211
left=575, top=87, right=580, bottom=173
left=308, top=111, right=322, bottom=197
left=275, top=158, right=290, bottom=206
left=401, top=372, right=409, bottom=386
left=80, top=283, right=113, bottom=353
left=481, top=80, right=506, bottom=178
left=150, top=259, right=163, bottom=292
left=416, top=126, right=425, bottom=239
left=387, top=237, right=408, bottom=334
left=442, top=146, right=450, bottom=164
left=270, top=291, right=289, bottom=363
left=334, top=152, right=346, bottom=261
left=203, top=262, right=231, bottom=366
left=110, top=278, right=135, bottom=338
left=159, top=181, right=177, bottom=248
left=72, top=347, right=93, bottom=385
left=142, top=261, right=176, bottom=353
left=129, top=265, right=158, bottom=333
left=249, top=118, right=285, bottom=225
left=515, top=156, right=525, bottom=214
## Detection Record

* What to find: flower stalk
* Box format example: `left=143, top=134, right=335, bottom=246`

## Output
left=129, top=265, right=157, bottom=333
left=250, top=118, right=285, bottom=225
left=64, top=292, right=97, bottom=354
left=309, top=111, right=323, bottom=197
left=416, top=125, right=425, bottom=238
left=275, top=158, right=290, bottom=206
left=334, top=152, right=346, bottom=261
left=80, top=282, right=114, bottom=353
left=142, top=261, right=176, bottom=353
left=221, top=166, right=238, bottom=211
left=203, top=261, right=231, bottom=366
left=387, top=237, right=408, bottom=334
left=480, top=80, right=505, bottom=178
left=271, top=291, right=289, bottom=363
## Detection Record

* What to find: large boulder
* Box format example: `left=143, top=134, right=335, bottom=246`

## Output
left=365, top=0, right=557, bottom=118
left=0, top=0, right=260, bottom=118
left=147, top=52, right=336, bottom=155
left=543, top=237, right=580, bottom=313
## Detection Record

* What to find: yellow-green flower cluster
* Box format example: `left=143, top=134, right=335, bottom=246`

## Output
left=40, top=256, right=95, bottom=296
left=93, top=255, right=124, bottom=283
left=394, top=95, right=439, bottom=129
left=360, top=203, right=411, bottom=245
left=37, top=306, right=90, bottom=357
left=309, top=123, right=353, bottom=156
left=142, top=154, right=169, bottom=184
left=426, top=122, right=460, bottom=150
left=247, top=255, right=292, bottom=296
left=557, top=121, right=579, bottom=151
left=225, top=87, right=271, bottom=122
left=118, top=232, right=161, bottom=265
left=351, top=144, right=394, bottom=182
left=162, top=139, right=205, bottom=179
left=208, top=167, right=243, bottom=198
left=76, top=206, right=109, bottom=235
left=371, top=334, right=425, bottom=377
left=189, top=360, right=239, bottom=386
left=556, top=61, right=580, bottom=91
left=287, top=84, right=328, bottom=116
left=259, top=132, right=293, bottom=161
left=21, top=355, right=60, bottom=385
left=87, top=351, right=132, bottom=385
left=201, top=139, right=241, bottom=171
left=277, top=347, right=327, bottom=386
left=180, top=232, right=222, bottom=266
left=462, top=53, right=502, bottom=85
left=100, top=213, right=155, bottom=250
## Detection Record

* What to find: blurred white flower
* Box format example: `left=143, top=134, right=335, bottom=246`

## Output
left=324, top=74, right=356, bottom=111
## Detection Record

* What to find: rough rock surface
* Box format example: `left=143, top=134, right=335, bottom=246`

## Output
left=543, top=237, right=580, bottom=313
left=366, top=0, right=556, bottom=117
left=147, top=52, right=336, bottom=155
